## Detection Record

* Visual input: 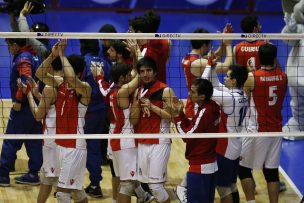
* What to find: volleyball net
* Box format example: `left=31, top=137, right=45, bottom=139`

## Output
left=0, top=32, right=303, bottom=139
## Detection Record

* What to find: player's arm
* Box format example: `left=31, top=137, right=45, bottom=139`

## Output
left=213, top=42, right=233, bottom=74
left=36, top=43, right=63, bottom=87
left=243, top=72, right=254, bottom=101
left=140, top=87, right=177, bottom=120
left=27, top=85, right=56, bottom=121
left=130, top=89, right=141, bottom=126
left=58, top=39, right=91, bottom=105
left=117, top=69, right=140, bottom=109
left=61, top=55, right=92, bottom=105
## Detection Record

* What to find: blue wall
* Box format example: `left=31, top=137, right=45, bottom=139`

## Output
left=0, top=10, right=287, bottom=99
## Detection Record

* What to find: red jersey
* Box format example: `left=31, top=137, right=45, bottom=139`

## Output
left=235, top=40, right=267, bottom=70
left=55, top=83, right=87, bottom=149
left=134, top=80, right=171, bottom=144
left=182, top=53, right=200, bottom=118
left=174, top=100, right=220, bottom=171
left=142, top=39, right=170, bottom=83
left=249, top=67, right=287, bottom=132
left=109, top=86, right=136, bottom=151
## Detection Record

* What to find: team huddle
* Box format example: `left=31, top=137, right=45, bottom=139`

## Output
left=0, top=2, right=288, bottom=203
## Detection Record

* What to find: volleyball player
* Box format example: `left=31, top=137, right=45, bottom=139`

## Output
left=239, top=43, right=287, bottom=203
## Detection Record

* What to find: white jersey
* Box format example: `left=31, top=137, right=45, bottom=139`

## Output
left=214, top=88, right=248, bottom=160
left=202, top=66, right=249, bottom=160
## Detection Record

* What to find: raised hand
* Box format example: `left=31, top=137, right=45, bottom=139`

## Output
left=207, top=50, right=216, bottom=67
left=123, top=39, right=139, bottom=55
left=26, top=77, right=40, bottom=96
left=284, top=13, right=297, bottom=32
left=223, top=23, right=233, bottom=45
left=20, top=1, right=34, bottom=17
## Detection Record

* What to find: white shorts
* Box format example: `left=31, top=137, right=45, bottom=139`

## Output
left=137, top=143, right=171, bottom=183
left=112, top=148, right=137, bottom=181
left=41, top=145, right=59, bottom=178
left=57, top=146, right=87, bottom=190
left=240, top=137, right=282, bottom=169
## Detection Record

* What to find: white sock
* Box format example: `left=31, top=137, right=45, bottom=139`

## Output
left=112, top=200, right=117, bottom=203
left=247, top=200, right=256, bottom=203
left=180, top=174, right=187, bottom=187
left=135, top=185, right=146, bottom=198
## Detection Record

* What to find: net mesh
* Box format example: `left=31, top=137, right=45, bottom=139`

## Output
left=0, top=32, right=303, bottom=138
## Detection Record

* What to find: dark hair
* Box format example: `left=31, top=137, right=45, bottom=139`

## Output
left=128, top=16, right=149, bottom=33
left=110, top=63, right=131, bottom=84
left=259, top=43, right=277, bottom=66
left=137, top=57, right=157, bottom=73
left=31, top=22, right=49, bottom=32
left=5, top=38, right=26, bottom=47
left=191, top=28, right=211, bottom=49
left=229, top=64, right=248, bottom=88
left=80, top=39, right=100, bottom=55
left=67, top=55, right=86, bottom=76
left=144, top=9, right=160, bottom=33
left=99, top=24, right=117, bottom=33
left=51, top=56, right=62, bottom=71
left=109, top=39, right=131, bottom=59
left=192, top=78, right=213, bottom=101
left=30, top=22, right=49, bottom=47
left=240, top=15, right=258, bottom=33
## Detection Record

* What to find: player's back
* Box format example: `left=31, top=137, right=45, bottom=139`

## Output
left=235, top=40, right=266, bottom=70
left=250, top=67, right=287, bottom=132
left=55, top=83, right=87, bottom=149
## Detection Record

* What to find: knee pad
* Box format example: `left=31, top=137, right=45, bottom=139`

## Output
left=149, top=183, right=169, bottom=202
left=56, top=192, right=71, bottom=203
left=217, top=186, right=233, bottom=198
left=72, top=189, right=87, bottom=203
left=119, top=181, right=135, bottom=196
left=238, top=166, right=253, bottom=180
left=263, top=168, right=279, bottom=183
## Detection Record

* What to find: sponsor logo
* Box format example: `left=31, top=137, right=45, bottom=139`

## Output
left=130, top=171, right=135, bottom=177
left=37, top=32, right=64, bottom=37
left=155, top=33, right=181, bottom=38
left=51, top=167, right=54, bottom=173
left=70, top=179, right=75, bottom=185
left=241, top=33, right=266, bottom=39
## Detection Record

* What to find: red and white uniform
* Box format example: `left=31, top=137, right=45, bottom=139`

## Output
left=182, top=53, right=200, bottom=118
left=142, top=39, right=170, bottom=83
left=134, top=80, right=171, bottom=183
left=241, top=67, right=287, bottom=169
left=235, top=40, right=267, bottom=70
left=55, top=83, right=87, bottom=149
left=54, top=83, right=88, bottom=190
left=175, top=100, right=220, bottom=174
left=109, top=86, right=137, bottom=180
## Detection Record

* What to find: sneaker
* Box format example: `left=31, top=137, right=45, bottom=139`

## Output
left=279, top=181, right=287, bottom=193
left=85, top=184, right=103, bottom=198
left=14, top=173, right=40, bottom=186
left=138, top=192, right=155, bottom=203
left=174, top=185, right=187, bottom=203
left=0, top=176, right=10, bottom=187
